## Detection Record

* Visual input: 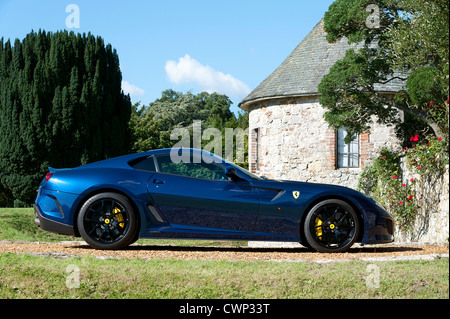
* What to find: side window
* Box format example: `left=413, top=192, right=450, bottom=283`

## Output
left=129, top=156, right=156, bottom=172
left=155, top=155, right=228, bottom=181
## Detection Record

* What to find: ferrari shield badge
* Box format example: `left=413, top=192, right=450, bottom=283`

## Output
left=292, top=191, right=300, bottom=199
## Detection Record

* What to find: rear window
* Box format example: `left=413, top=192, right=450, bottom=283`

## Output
left=129, top=156, right=156, bottom=172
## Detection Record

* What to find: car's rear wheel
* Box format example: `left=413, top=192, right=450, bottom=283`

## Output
left=77, top=192, right=138, bottom=250
left=304, top=199, right=359, bottom=253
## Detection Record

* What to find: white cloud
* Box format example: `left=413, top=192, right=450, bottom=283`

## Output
left=122, top=81, right=145, bottom=96
left=165, top=54, right=251, bottom=99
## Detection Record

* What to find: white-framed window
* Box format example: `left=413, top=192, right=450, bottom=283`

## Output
left=337, top=128, right=360, bottom=168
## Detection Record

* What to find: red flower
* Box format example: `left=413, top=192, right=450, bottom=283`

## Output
left=382, top=156, right=386, bottom=159
left=392, top=176, right=398, bottom=179
left=407, top=195, right=413, bottom=200
left=409, top=135, right=419, bottom=142
left=417, top=165, right=421, bottom=169
left=438, top=137, right=442, bottom=141
left=402, top=184, right=406, bottom=187
left=429, top=101, right=434, bottom=106
left=410, top=178, right=415, bottom=182
left=398, top=202, right=404, bottom=205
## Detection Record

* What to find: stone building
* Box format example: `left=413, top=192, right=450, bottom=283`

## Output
left=239, top=19, right=405, bottom=189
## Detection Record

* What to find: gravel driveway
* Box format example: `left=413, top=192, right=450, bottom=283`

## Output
left=0, top=241, right=448, bottom=263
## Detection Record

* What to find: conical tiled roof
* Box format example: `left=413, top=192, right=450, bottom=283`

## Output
left=239, top=19, right=405, bottom=110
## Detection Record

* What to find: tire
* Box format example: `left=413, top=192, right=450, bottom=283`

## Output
left=77, top=192, right=138, bottom=250
left=304, top=199, right=360, bottom=253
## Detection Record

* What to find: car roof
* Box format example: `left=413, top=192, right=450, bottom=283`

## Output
left=75, top=148, right=223, bottom=170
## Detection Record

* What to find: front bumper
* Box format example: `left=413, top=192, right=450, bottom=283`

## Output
left=364, top=207, right=395, bottom=244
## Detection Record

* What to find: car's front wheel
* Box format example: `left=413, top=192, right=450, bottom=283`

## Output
left=77, top=192, right=138, bottom=250
left=304, top=199, right=360, bottom=253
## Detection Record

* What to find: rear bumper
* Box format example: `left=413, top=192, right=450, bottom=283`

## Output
left=34, top=204, right=75, bottom=236
left=34, top=187, right=79, bottom=236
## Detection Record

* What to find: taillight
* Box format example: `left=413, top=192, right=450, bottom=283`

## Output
left=45, top=172, right=54, bottom=182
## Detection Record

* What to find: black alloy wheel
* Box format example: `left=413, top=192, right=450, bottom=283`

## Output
left=304, top=199, right=360, bottom=253
left=77, top=192, right=138, bottom=250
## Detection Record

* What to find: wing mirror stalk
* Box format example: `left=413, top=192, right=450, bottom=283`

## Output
left=225, top=167, right=244, bottom=182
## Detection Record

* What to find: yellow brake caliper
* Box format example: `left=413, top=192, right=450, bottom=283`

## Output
left=113, top=207, right=125, bottom=228
left=315, top=214, right=323, bottom=240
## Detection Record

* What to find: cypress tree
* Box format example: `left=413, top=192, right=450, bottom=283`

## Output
left=0, top=30, right=131, bottom=206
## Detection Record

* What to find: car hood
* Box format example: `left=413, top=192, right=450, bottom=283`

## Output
left=251, top=178, right=366, bottom=199
left=254, top=178, right=352, bottom=191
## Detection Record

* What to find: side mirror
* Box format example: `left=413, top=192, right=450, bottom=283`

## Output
left=225, top=167, right=239, bottom=181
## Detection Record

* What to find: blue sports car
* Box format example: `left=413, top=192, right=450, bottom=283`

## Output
left=34, top=148, right=394, bottom=253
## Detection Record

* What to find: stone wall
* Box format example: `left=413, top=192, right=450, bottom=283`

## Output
left=395, top=163, right=449, bottom=244
left=248, top=96, right=401, bottom=189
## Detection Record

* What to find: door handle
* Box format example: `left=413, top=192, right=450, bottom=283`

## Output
left=153, top=179, right=165, bottom=185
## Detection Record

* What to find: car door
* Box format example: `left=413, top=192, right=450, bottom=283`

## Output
left=147, top=153, right=260, bottom=232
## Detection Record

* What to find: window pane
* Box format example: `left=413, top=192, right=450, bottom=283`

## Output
left=337, top=129, right=346, bottom=140
left=337, top=130, right=347, bottom=153
left=349, top=154, right=359, bottom=167
left=130, top=156, right=156, bottom=172
left=338, top=141, right=347, bottom=153
left=350, top=139, right=359, bottom=153
left=338, top=154, right=348, bottom=168
left=156, top=154, right=227, bottom=180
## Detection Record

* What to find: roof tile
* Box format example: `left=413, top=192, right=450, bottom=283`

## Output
left=239, top=19, right=405, bottom=110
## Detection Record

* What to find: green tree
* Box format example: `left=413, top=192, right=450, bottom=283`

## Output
left=130, top=90, right=248, bottom=165
left=319, top=0, right=449, bottom=142
left=0, top=30, right=131, bottom=206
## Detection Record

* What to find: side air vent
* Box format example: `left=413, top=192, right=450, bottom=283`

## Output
left=146, top=204, right=166, bottom=223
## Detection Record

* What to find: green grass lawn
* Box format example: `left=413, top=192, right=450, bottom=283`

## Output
left=0, top=208, right=448, bottom=299
left=0, top=208, right=73, bottom=242
left=1, top=252, right=448, bottom=299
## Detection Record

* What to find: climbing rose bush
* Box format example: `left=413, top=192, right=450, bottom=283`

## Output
left=358, top=135, right=448, bottom=233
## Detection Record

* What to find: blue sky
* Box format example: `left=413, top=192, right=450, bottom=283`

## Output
left=0, top=0, right=335, bottom=114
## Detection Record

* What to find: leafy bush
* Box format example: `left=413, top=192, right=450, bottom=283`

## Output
left=358, top=135, right=448, bottom=233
